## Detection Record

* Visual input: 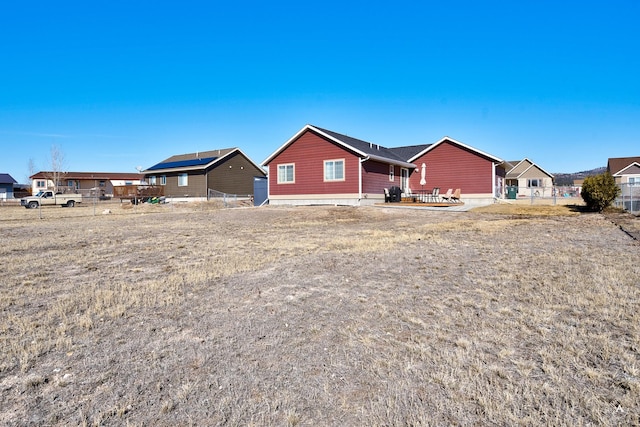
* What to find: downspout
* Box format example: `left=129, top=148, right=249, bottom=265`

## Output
left=266, top=164, right=270, bottom=204
left=492, top=162, right=497, bottom=201
left=359, top=156, right=369, bottom=204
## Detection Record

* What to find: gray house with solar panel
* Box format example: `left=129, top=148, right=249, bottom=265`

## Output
left=143, top=148, right=266, bottom=199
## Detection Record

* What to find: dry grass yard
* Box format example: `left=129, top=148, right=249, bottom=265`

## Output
left=1, top=202, right=639, bottom=426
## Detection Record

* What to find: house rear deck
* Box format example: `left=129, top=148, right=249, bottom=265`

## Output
left=377, top=197, right=465, bottom=208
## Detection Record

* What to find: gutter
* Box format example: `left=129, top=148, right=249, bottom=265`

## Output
left=359, top=156, right=370, bottom=202
left=366, top=153, right=415, bottom=169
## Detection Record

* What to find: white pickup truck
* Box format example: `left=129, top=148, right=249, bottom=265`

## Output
left=21, top=190, right=82, bottom=209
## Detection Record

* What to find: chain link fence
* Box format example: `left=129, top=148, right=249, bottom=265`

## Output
left=614, top=183, right=640, bottom=213
left=501, top=185, right=582, bottom=205
left=207, top=189, right=241, bottom=208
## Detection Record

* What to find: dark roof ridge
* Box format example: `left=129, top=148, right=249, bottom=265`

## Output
left=309, top=125, right=414, bottom=164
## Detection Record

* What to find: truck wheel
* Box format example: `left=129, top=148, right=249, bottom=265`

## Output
left=28, top=201, right=38, bottom=209
left=66, top=200, right=75, bottom=207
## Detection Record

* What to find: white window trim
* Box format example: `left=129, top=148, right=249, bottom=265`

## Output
left=148, top=176, right=156, bottom=185
left=527, top=178, right=541, bottom=188
left=324, top=159, right=345, bottom=182
left=277, top=163, right=295, bottom=184
left=160, top=175, right=166, bottom=186
left=178, top=173, right=188, bottom=187
left=389, top=165, right=395, bottom=182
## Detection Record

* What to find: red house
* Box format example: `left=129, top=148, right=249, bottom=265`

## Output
left=262, top=125, right=503, bottom=206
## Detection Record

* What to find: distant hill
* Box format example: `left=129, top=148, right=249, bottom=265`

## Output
left=553, top=167, right=606, bottom=186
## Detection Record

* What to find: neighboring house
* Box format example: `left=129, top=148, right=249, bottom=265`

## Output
left=29, top=172, right=143, bottom=197
left=608, top=156, right=640, bottom=211
left=502, top=158, right=554, bottom=197
left=143, top=148, right=266, bottom=199
left=607, top=156, right=640, bottom=186
left=261, top=125, right=503, bottom=206
left=0, top=173, right=17, bottom=200
left=572, top=179, right=584, bottom=197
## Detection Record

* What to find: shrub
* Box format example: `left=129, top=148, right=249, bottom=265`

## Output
left=581, top=172, right=620, bottom=212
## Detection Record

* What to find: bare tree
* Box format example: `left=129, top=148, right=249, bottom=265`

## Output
left=26, top=158, right=36, bottom=185
left=44, top=145, right=67, bottom=193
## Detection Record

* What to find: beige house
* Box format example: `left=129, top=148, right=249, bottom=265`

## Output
left=607, top=156, right=640, bottom=186
left=608, top=156, right=640, bottom=211
left=503, top=158, right=554, bottom=198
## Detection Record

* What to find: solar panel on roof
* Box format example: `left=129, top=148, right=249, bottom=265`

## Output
left=147, top=156, right=217, bottom=171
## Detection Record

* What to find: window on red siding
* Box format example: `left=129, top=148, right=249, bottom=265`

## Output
left=324, top=159, right=345, bottom=181
left=277, top=164, right=295, bottom=183
left=389, top=165, right=394, bottom=181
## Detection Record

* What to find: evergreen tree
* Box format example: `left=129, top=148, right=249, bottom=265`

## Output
left=581, top=172, right=620, bottom=212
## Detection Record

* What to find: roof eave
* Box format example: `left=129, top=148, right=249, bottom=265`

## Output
left=232, top=148, right=267, bottom=174
left=261, top=125, right=314, bottom=166
left=143, top=165, right=206, bottom=174
left=262, top=124, right=375, bottom=166
left=365, top=154, right=415, bottom=168
left=613, top=161, right=640, bottom=176
left=408, top=136, right=503, bottom=163
left=144, top=150, right=238, bottom=174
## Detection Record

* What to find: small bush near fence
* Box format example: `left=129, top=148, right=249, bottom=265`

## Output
left=581, top=172, right=620, bottom=212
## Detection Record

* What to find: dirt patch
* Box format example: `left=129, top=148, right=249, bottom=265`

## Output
left=1, top=203, right=639, bottom=425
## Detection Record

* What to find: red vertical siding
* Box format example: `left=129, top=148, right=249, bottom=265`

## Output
left=267, top=130, right=360, bottom=196
left=409, top=141, right=495, bottom=194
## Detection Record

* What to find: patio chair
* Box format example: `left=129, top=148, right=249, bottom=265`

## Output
left=440, top=188, right=453, bottom=202
left=451, top=188, right=461, bottom=203
left=429, top=187, right=440, bottom=203
left=384, top=188, right=391, bottom=203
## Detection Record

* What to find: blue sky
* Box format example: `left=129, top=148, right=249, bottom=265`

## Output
left=1, top=0, right=638, bottom=183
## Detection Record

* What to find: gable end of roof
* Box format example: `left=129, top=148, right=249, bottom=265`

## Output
left=408, top=136, right=502, bottom=163
left=262, top=125, right=415, bottom=168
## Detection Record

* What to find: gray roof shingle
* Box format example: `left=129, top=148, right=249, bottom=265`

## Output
left=0, top=173, right=17, bottom=184
left=312, top=126, right=415, bottom=163
left=388, top=145, right=432, bottom=162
